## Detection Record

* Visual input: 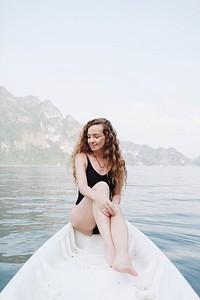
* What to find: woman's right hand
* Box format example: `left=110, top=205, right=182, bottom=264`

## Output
left=96, top=199, right=116, bottom=217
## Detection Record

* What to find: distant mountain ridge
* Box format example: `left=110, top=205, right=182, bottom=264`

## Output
left=0, top=86, right=199, bottom=166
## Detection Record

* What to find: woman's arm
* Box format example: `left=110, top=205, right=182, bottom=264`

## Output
left=112, top=194, right=121, bottom=205
left=75, top=153, right=116, bottom=216
left=75, top=153, right=110, bottom=203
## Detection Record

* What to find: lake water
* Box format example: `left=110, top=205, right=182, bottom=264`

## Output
left=0, top=166, right=199, bottom=296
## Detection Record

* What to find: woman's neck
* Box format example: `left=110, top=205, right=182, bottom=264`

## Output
left=92, top=151, right=104, bottom=159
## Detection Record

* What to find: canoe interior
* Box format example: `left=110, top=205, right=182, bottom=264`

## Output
left=0, top=221, right=199, bottom=300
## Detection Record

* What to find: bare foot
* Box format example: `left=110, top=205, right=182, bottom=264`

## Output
left=112, top=254, right=138, bottom=276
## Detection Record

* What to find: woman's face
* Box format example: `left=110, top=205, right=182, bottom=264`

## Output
left=87, top=124, right=106, bottom=152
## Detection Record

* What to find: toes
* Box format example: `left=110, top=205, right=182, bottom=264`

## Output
left=129, top=268, right=138, bottom=276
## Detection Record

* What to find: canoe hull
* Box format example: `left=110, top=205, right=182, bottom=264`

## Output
left=0, top=221, right=199, bottom=300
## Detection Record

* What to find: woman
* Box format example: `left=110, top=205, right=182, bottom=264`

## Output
left=70, top=118, right=137, bottom=276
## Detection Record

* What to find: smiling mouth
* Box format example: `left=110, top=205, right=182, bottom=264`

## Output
left=90, top=144, right=98, bottom=149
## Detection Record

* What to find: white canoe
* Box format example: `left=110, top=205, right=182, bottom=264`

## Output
left=0, top=221, right=199, bottom=300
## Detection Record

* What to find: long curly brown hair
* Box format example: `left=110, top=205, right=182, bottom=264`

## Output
left=71, top=118, right=127, bottom=193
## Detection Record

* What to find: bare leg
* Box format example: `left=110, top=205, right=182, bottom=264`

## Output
left=92, top=207, right=115, bottom=265
left=70, top=182, right=137, bottom=275
left=70, top=182, right=115, bottom=264
left=111, top=205, right=138, bottom=276
left=92, top=183, right=115, bottom=265
left=69, top=181, right=113, bottom=239
left=70, top=197, right=96, bottom=236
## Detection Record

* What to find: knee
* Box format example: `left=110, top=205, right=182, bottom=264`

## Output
left=93, top=181, right=110, bottom=195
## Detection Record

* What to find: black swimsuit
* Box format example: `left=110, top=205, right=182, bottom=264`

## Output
left=75, top=155, right=115, bottom=233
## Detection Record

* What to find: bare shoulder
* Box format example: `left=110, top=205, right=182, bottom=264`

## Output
left=76, top=152, right=86, bottom=158
left=75, top=152, right=87, bottom=163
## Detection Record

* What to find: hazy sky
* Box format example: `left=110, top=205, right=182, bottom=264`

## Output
left=0, top=0, right=200, bottom=158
